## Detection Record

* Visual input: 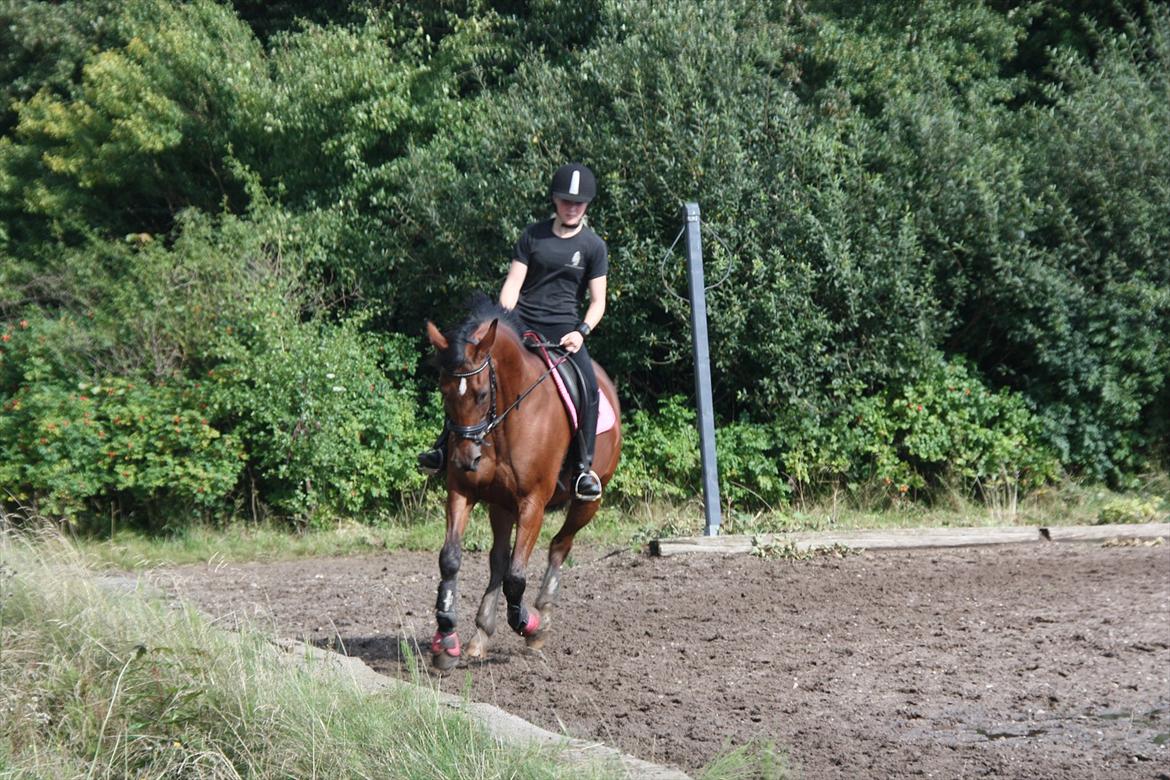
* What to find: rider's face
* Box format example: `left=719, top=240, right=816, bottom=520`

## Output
left=553, top=196, right=589, bottom=227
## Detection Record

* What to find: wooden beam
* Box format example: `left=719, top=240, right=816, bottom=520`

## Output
left=649, top=522, right=1169, bottom=557
left=1041, top=522, right=1169, bottom=543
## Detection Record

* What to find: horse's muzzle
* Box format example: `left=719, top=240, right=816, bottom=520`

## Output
left=453, top=443, right=483, bottom=473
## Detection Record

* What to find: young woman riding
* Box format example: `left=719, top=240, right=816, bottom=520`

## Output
left=419, top=162, right=609, bottom=501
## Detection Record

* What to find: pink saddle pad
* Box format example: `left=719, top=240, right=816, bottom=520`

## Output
left=530, top=337, right=616, bottom=434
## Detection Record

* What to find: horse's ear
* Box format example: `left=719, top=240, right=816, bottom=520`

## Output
left=472, top=319, right=499, bottom=359
left=425, top=321, right=448, bottom=351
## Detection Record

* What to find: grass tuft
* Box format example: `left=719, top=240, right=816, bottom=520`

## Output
left=696, top=739, right=790, bottom=779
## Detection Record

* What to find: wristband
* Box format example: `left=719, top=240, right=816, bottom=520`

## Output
left=576, top=321, right=592, bottom=337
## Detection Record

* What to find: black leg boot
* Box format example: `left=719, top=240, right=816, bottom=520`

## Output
left=418, top=429, right=448, bottom=476
left=573, top=401, right=601, bottom=501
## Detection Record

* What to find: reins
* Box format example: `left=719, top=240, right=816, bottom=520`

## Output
left=445, top=339, right=570, bottom=446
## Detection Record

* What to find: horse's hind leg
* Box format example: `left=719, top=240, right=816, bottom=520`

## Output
left=465, top=505, right=514, bottom=660
left=528, top=498, right=601, bottom=650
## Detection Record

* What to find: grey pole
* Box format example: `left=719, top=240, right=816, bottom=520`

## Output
left=682, top=202, right=722, bottom=536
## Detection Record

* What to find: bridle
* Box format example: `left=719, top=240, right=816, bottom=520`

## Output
left=444, top=355, right=499, bottom=445
left=443, top=343, right=569, bottom=447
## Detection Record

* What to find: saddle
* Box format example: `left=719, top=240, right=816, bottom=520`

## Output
left=522, top=332, right=616, bottom=434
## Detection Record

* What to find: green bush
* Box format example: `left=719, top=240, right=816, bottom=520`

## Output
left=716, top=420, right=792, bottom=508
left=611, top=358, right=1057, bottom=510
left=609, top=395, right=699, bottom=502
left=372, top=0, right=946, bottom=417
left=206, top=306, right=430, bottom=523
left=0, top=278, right=433, bottom=529
left=1095, top=497, right=1167, bottom=526
left=875, top=5, right=1170, bottom=482
left=371, top=0, right=1168, bottom=483
left=0, top=317, right=243, bottom=526
left=779, top=357, right=1059, bottom=503
left=610, top=393, right=795, bottom=507
left=0, top=203, right=434, bottom=527
left=0, top=0, right=270, bottom=240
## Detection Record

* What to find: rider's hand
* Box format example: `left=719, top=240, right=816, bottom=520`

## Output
left=560, top=330, right=584, bottom=354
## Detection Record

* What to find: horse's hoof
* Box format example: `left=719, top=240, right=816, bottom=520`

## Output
left=526, top=605, right=552, bottom=645
left=465, top=628, right=491, bottom=660
left=430, top=630, right=461, bottom=672
left=517, top=607, right=542, bottom=638
left=523, top=608, right=548, bottom=649
left=431, top=649, right=460, bottom=673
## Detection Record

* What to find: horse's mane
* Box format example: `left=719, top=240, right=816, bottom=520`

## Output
left=435, top=292, right=527, bottom=371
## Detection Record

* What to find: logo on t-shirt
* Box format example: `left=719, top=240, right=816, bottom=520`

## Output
left=569, top=251, right=582, bottom=267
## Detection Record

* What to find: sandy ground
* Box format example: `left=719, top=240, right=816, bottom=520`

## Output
left=162, top=540, right=1170, bottom=779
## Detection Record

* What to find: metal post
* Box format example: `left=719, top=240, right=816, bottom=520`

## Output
left=682, top=203, right=722, bottom=536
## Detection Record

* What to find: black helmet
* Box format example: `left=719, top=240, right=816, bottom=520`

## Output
left=549, top=163, right=596, bottom=203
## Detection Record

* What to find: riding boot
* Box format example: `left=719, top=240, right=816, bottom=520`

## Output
left=573, top=396, right=602, bottom=501
left=417, top=429, right=448, bottom=476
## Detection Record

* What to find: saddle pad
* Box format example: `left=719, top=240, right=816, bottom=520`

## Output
left=529, top=337, right=616, bottom=434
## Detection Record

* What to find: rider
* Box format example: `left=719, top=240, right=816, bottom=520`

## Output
left=418, top=162, right=609, bottom=501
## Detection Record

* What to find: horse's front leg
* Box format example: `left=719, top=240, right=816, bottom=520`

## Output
left=465, top=505, right=515, bottom=660
left=432, top=490, right=474, bottom=672
left=504, top=497, right=546, bottom=647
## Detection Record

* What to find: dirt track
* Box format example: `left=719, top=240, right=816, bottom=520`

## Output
left=163, top=540, right=1170, bottom=779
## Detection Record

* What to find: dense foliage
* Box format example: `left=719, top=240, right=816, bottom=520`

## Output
left=1, top=0, right=1166, bottom=529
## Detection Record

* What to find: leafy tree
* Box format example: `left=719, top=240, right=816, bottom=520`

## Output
left=1003, top=9, right=1169, bottom=479
left=2, top=0, right=1167, bottom=524
left=1, top=0, right=269, bottom=242
left=372, top=0, right=947, bottom=414
left=0, top=0, right=124, bottom=134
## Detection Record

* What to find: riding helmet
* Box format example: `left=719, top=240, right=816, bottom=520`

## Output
left=549, top=163, right=596, bottom=203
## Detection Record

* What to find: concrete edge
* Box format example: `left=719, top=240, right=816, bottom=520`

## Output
left=274, top=639, right=692, bottom=780
left=651, top=521, right=1170, bottom=557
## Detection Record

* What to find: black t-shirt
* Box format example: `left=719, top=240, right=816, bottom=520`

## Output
left=513, top=219, right=608, bottom=326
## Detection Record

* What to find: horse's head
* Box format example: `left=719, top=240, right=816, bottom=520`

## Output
left=427, top=318, right=499, bottom=472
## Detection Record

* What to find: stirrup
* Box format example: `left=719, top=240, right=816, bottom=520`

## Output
left=417, top=448, right=444, bottom=476
left=574, top=470, right=602, bottom=502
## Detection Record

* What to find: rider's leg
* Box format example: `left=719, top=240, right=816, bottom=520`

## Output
left=517, top=318, right=602, bottom=500
left=566, top=345, right=602, bottom=501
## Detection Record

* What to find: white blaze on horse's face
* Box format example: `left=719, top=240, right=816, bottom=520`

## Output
left=459, top=377, right=467, bottom=396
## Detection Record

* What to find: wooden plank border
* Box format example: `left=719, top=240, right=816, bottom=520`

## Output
left=1041, top=522, right=1169, bottom=543
left=650, top=522, right=1169, bottom=557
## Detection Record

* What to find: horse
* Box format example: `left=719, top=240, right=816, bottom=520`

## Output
left=424, top=298, right=622, bottom=671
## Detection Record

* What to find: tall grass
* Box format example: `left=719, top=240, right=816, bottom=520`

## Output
left=0, top=529, right=602, bottom=779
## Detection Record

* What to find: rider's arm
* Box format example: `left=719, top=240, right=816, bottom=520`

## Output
left=499, top=260, right=528, bottom=311
left=582, top=275, right=607, bottom=331
left=560, top=275, right=607, bottom=353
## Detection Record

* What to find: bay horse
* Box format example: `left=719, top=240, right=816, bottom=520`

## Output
left=425, top=298, right=622, bottom=671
